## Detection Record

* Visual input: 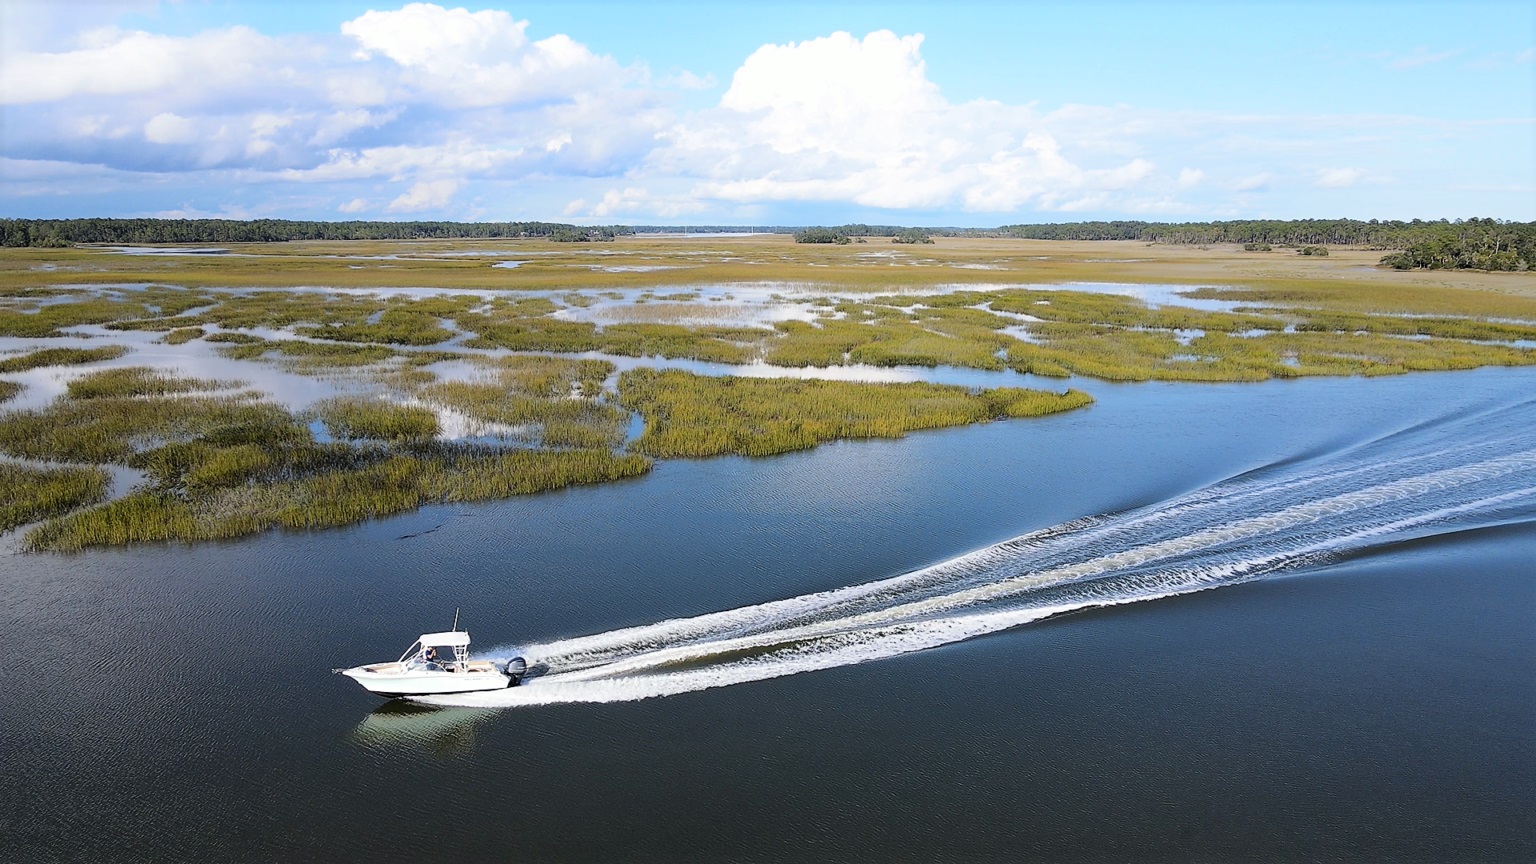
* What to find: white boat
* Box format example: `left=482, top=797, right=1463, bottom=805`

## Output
left=340, top=630, right=527, bottom=698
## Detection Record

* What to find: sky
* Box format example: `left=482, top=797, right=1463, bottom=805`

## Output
left=1, top=0, right=1532, bottom=225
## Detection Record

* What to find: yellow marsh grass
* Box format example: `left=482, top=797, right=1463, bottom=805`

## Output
left=4, top=237, right=1532, bottom=316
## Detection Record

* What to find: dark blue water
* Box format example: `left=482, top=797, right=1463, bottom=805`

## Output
left=2, top=368, right=1533, bottom=862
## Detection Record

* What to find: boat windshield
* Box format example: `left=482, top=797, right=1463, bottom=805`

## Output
left=399, top=640, right=469, bottom=669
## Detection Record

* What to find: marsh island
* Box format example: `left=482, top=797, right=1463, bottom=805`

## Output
left=3, top=231, right=1534, bottom=551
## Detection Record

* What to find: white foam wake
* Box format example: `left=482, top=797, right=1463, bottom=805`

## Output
left=420, top=412, right=1536, bottom=709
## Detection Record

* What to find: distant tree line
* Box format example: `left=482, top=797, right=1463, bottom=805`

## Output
left=793, top=227, right=853, bottom=244
left=3, top=215, right=1528, bottom=271
left=549, top=226, right=620, bottom=243
left=628, top=225, right=791, bottom=234
left=0, top=218, right=633, bottom=247
left=891, top=228, right=934, bottom=244
left=992, top=217, right=1534, bottom=270
left=1377, top=219, right=1535, bottom=271
left=993, top=217, right=1532, bottom=252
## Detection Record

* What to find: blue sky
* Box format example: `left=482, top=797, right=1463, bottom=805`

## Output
left=2, top=0, right=1531, bottom=225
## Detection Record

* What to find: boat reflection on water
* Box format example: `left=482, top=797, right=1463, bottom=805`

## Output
left=350, top=700, right=498, bottom=755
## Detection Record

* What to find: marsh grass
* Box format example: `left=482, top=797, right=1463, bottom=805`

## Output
left=204, top=331, right=266, bottom=344
left=618, top=368, right=1091, bottom=458
left=0, top=286, right=209, bottom=337
left=7, top=238, right=1535, bottom=550
left=0, top=297, right=149, bottom=337
left=65, top=366, right=238, bottom=400
left=314, top=396, right=440, bottom=441
left=0, top=380, right=19, bottom=403
left=1, top=463, right=111, bottom=533
left=0, top=392, right=293, bottom=463
left=8, top=277, right=1532, bottom=388
left=461, top=313, right=760, bottom=362
left=1178, top=282, right=1536, bottom=319
left=480, top=354, right=613, bottom=396
left=9, top=238, right=1530, bottom=384
left=0, top=345, right=130, bottom=372
left=295, top=308, right=456, bottom=345
left=161, top=327, right=204, bottom=345
left=24, top=445, right=652, bottom=551
left=7, top=364, right=655, bottom=550
left=5, top=239, right=1533, bottom=317
left=216, top=337, right=399, bottom=370
left=415, top=356, right=627, bottom=448
left=597, top=323, right=762, bottom=363
left=1282, top=310, right=1536, bottom=342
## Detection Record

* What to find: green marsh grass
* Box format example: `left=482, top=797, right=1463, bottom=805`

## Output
left=65, top=366, right=237, bottom=400
left=0, top=296, right=152, bottom=338
left=595, top=323, right=761, bottom=363
left=0, top=380, right=19, bottom=403
left=1, top=463, right=112, bottom=533
left=0, top=286, right=209, bottom=337
left=161, top=327, right=204, bottom=345
left=314, top=396, right=440, bottom=441
left=216, top=337, right=399, bottom=370
left=416, top=356, right=627, bottom=448
left=24, top=445, right=652, bottom=551
left=0, top=392, right=294, bottom=463
left=8, top=276, right=1532, bottom=387
left=0, top=345, right=130, bottom=372
left=8, top=238, right=1536, bottom=551
left=618, top=368, right=1092, bottom=458
left=204, top=331, right=265, bottom=344
left=295, top=308, right=456, bottom=345
left=1282, top=310, right=1536, bottom=342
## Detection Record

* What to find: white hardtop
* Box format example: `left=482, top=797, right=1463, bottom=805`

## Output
left=417, top=631, right=472, bottom=648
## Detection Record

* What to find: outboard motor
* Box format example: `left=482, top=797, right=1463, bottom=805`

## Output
left=503, top=657, right=528, bottom=687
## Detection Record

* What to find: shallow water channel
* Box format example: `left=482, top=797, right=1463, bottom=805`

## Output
left=1, top=358, right=1532, bottom=862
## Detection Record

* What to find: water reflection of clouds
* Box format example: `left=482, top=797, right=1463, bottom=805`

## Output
left=553, top=300, right=817, bottom=329
left=350, top=701, right=497, bottom=756
left=927, top=281, right=1247, bottom=312
left=0, top=327, right=366, bottom=412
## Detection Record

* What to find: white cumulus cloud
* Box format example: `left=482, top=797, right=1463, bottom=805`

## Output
left=664, top=30, right=1156, bottom=214
left=1316, top=167, right=1362, bottom=188
left=1, top=7, right=1519, bottom=221
left=143, top=112, right=196, bottom=144
left=0, top=4, right=669, bottom=213
left=341, top=3, right=623, bottom=108
left=1233, top=172, right=1273, bottom=192
left=387, top=178, right=460, bottom=213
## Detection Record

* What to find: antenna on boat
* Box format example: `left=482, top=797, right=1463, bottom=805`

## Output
left=452, top=607, right=460, bottom=632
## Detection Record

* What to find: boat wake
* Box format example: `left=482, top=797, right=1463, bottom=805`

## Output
left=421, top=398, right=1536, bottom=708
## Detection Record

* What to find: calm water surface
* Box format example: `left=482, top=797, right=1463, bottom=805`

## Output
left=2, top=368, right=1533, bottom=862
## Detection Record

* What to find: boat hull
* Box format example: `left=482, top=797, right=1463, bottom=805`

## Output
left=342, top=665, right=510, bottom=697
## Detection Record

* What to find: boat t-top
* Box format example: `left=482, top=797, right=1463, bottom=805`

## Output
left=340, top=628, right=527, bottom=698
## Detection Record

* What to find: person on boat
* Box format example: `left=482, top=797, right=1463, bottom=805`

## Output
left=422, top=646, right=439, bottom=669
